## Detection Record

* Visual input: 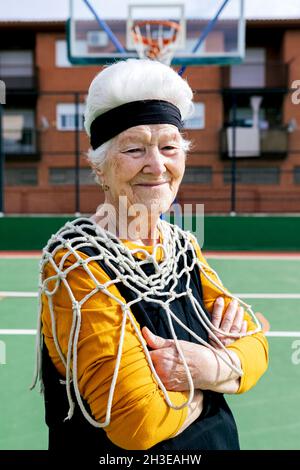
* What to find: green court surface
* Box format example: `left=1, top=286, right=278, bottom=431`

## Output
left=0, top=255, right=300, bottom=450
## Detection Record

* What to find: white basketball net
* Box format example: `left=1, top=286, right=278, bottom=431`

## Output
left=132, top=20, right=182, bottom=65
left=32, top=218, right=261, bottom=428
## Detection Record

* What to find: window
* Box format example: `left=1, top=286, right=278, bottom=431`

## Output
left=0, top=79, right=5, bottom=104
left=56, top=103, right=85, bottom=131
left=0, top=50, right=33, bottom=77
left=3, top=109, right=36, bottom=154
left=49, top=168, right=94, bottom=185
left=87, top=31, right=109, bottom=48
left=223, top=167, right=280, bottom=185
left=294, top=167, right=300, bottom=184
left=182, top=166, right=212, bottom=184
left=230, top=48, right=266, bottom=88
left=228, top=107, right=268, bottom=129
left=55, top=40, right=73, bottom=67
left=183, top=103, right=205, bottom=130
left=5, top=168, right=37, bottom=186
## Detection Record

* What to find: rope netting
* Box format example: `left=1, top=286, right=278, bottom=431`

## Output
left=31, top=217, right=261, bottom=427
left=131, top=20, right=182, bottom=65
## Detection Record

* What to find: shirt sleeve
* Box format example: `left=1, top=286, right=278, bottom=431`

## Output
left=41, top=249, right=188, bottom=450
left=191, top=239, right=269, bottom=394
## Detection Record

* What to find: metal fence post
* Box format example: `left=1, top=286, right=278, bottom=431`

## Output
left=230, top=94, right=237, bottom=215
left=74, top=92, right=80, bottom=216
left=0, top=104, right=4, bottom=216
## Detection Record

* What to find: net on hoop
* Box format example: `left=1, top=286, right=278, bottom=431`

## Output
left=131, top=20, right=181, bottom=65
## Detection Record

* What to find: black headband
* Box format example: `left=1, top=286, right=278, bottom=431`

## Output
left=89, top=99, right=183, bottom=150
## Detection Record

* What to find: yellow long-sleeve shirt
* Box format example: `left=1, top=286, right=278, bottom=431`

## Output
left=42, top=237, right=268, bottom=450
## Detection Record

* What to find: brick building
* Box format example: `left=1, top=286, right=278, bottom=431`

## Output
left=1, top=18, right=300, bottom=214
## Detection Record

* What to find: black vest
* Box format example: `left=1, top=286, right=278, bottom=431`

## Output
left=42, top=220, right=239, bottom=452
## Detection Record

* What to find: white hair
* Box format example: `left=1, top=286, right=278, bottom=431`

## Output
left=84, top=59, right=194, bottom=176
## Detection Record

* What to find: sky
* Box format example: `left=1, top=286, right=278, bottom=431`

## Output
left=0, top=0, right=299, bottom=21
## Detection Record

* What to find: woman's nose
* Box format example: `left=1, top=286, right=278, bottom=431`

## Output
left=144, top=146, right=166, bottom=175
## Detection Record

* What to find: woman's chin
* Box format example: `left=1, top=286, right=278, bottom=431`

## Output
left=134, top=186, right=173, bottom=201
left=135, top=196, right=172, bottom=212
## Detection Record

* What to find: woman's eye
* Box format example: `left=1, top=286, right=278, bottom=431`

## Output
left=162, top=146, right=177, bottom=151
left=124, top=148, right=143, bottom=154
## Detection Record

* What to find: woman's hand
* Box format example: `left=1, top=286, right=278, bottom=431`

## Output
left=142, top=326, right=240, bottom=393
left=142, top=327, right=212, bottom=391
left=210, top=297, right=247, bottom=347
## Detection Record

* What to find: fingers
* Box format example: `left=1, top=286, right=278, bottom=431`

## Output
left=149, top=348, right=173, bottom=365
left=230, top=306, right=245, bottom=334
left=220, top=299, right=239, bottom=332
left=142, top=326, right=174, bottom=350
left=241, top=320, right=248, bottom=335
left=211, top=297, right=224, bottom=328
left=210, top=297, right=249, bottom=348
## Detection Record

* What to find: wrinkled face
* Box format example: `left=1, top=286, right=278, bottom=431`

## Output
left=99, top=124, right=186, bottom=214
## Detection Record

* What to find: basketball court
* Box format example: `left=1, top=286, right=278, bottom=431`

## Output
left=1, top=251, right=300, bottom=449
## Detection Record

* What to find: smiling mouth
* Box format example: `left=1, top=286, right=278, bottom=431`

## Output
left=134, top=181, right=170, bottom=187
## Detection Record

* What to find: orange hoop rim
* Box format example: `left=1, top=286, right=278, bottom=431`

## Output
left=132, top=20, right=181, bottom=47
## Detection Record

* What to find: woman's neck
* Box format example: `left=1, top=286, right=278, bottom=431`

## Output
left=91, top=202, right=161, bottom=246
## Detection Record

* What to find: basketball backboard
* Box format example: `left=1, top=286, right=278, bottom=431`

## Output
left=68, top=0, right=245, bottom=66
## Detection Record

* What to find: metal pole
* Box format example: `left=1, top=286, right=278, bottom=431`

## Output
left=178, top=0, right=230, bottom=76
left=230, top=94, right=237, bottom=215
left=83, top=0, right=126, bottom=52
left=74, top=92, right=80, bottom=216
left=0, top=104, right=4, bottom=216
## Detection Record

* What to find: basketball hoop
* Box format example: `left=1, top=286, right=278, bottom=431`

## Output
left=131, top=20, right=181, bottom=65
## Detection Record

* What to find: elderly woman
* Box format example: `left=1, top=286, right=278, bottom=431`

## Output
left=33, top=59, right=268, bottom=453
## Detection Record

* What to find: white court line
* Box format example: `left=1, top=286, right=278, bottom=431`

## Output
left=0, top=254, right=41, bottom=259
left=1, top=291, right=300, bottom=300
left=236, top=293, right=300, bottom=299
left=0, top=291, right=38, bottom=298
left=0, top=329, right=37, bottom=335
left=1, top=329, right=300, bottom=337
left=266, top=332, right=300, bottom=337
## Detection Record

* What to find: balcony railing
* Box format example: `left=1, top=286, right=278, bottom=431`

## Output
left=220, top=126, right=288, bottom=159
left=3, top=128, right=40, bottom=159
left=0, top=64, right=38, bottom=90
left=222, top=62, right=288, bottom=89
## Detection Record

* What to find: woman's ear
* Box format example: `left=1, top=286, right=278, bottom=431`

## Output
left=90, top=164, right=104, bottom=186
left=95, top=168, right=103, bottom=178
left=91, top=164, right=103, bottom=178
